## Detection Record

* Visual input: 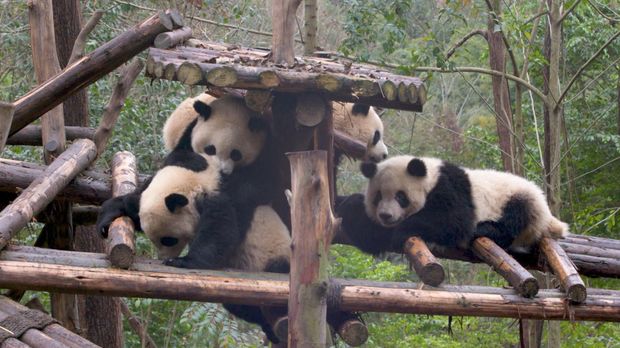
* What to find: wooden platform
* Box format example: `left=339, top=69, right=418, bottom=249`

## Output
left=146, top=41, right=426, bottom=111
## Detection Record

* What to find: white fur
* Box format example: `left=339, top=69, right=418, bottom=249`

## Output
left=139, top=159, right=221, bottom=260
left=163, top=93, right=217, bottom=151
left=333, top=102, right=388, bottom=162
left=364, top=155, right=568, bottom=249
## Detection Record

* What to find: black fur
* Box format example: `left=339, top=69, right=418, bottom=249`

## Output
left=96, top=176, right=151, bottom=238
left=193, top=100, right=212, bottom=120
left=351, top=103, right=370, bottom=115
left=473, top=195, right=531, bottom=248
left=360, top=162, right=377, bottom=178
left=248, top=117, right=268, bottom=133
left=407, top=158, right=427, bottom=177
left=163, top=148, right=208, bottom=172
left=173, top=118, right=198, bottom=151
left=164, top=193, right=188, bottom=213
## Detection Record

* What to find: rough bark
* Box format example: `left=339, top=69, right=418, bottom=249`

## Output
left=271, top=0, right=302, bottom=65
left=287, top=151, right=335, bottom=347
left=0, top=102, right=15, bottom=153
left=404, top=237, right=445, bottom=287
left=539, top=237, right=587, bottom=303
left=303, top=0, right=317, bottom=55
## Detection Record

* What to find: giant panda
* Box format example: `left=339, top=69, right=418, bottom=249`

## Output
left=336, top=155, right=568, bottom=255
left=333, top=102, right=388, bottom=164
left=97, top=149, right=290, bottom=343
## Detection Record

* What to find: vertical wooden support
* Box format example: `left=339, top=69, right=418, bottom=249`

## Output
left=0, top=139, right=97, bottom=249
left=539, top=237, right=587, bottom=303
left=106, top=151, right=137, bottom=268
left=303, top=0, right=318, bottom=55
left=0, top=102, right=15, bottom=153
left=404, top=237, right=445, bottom=287
left=472, top=237, right=539, bottom=297
left=271, top=0, right=302, bottom=65
left=288, top=151, right=335, bottom=347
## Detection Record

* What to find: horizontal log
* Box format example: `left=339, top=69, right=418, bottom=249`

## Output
left=334, top=130, right=366, bottom=159
left=0, top=139, right=97, bottom=249
left=147, top=48, right=424, bottom=111
left=0, top=246, right=618, bottom=322
left=9, top=10, right=180, bottom=136
left=6, top=126, right=94, bottom=146
left=472, top=237, right=538, bottom=297
left=566, top=254, right=620, bottom=278
left=558, top=241, right=620, bottom=259
left=154, top=26, right=192, bottom=49
left=563, top=234, right=620, bottom=251
left=0, top=159, right=148, bottom=205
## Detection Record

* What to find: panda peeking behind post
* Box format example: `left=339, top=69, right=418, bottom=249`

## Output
left=336, top=155, right=568, bottom=255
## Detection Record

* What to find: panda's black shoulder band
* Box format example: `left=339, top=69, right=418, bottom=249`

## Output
left=352, top=103, right=371, bottom=115
left=164, top=150, right=208, bottom=172
left=193, top=100, right=212, bottom=120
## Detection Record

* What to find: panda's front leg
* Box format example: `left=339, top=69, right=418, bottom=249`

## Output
left=164, top=193, right=241, bottom=270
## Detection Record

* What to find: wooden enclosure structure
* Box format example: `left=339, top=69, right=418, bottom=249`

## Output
left=0, top=4, right=619, bottom=348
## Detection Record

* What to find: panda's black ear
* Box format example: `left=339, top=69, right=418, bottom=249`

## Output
left=407, top=158, right=427, bottom=177
left=360, top=162, right=377, bottom=178
left=165, top=193, right=189, bottom=213
left=248, top=117, right=268, bottom=133
left=193, top=100, right=212, bottom=120
left=352, top=103, right=370, bottom=116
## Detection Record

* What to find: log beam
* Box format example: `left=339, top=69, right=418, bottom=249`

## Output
left=472, top=237, right=539, bottom=297
left=9, top=10, right=181, bottom=136
left=6, top=126, right=94, bottom=146
left=288, top=151, right=334, bottom=347
left=106, top=152, right=137, bottom=268
left=0, top=139, right=97, bottom=249
left=404, top=237, right=445, bottom=287
left=0, top=102, right=15, bottom=153
left=0, top=246, right=618, bottom=322
left=154, top=26, right=192, bottom=49
left=539, top=237, right=587, bottom=303
left=334, top=129, right=366, bottom=160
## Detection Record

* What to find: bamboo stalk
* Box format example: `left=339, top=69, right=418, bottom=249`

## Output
left=0, top=253, right=617, bottom=321
left=404, top=237, right=445, bottom=287
left=9, top=10, right=179, bottom=136
left=6, top=126, right=94, bottom=146
left=0, top=139, right=97, bottom=249
left=288, top=151, right=334, bottom=347
left=539, top=237, right=587, bottom=303
left=472, top=237, right=539, bottom=297
left=106, top=152, right=138, bottom=268
left=0, top=102, right=15, bottom=153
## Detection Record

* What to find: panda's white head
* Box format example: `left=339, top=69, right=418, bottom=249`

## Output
left=361, top=155, right=442, bottom=227
left=333, top=102, right=388, bottom=162
left=192, top=95, right=269, bottom=174
left=163, top=93, right=217, bottom=151
left=139, top=151, right=221, bottom=259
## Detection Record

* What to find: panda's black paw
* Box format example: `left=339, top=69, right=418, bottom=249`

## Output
left=163, top=257, right=190, bottom=268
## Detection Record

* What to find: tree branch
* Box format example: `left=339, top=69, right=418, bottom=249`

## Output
left=68, top=10, right=104, bottom=65
left=558, top=30, right=620, bottom=105
left=520, top=1, right=546, bottom=79
left=445, top=29, right=487, bottom=61
left=413, top=66, right=547, bottom=104
left=559, top=0, right=583, bottom=23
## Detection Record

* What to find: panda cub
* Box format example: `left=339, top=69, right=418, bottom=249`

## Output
left=333, top=102, right=388, bottom=163
left=337, top=155, right=568, bottom=255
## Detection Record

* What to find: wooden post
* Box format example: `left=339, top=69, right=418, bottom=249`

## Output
left=271, top=0, right=302, bottom=65
left=404, top=237, right=445, bottom=287
left=472, top=237, right=539, bottom=297
left=539, top=237, right=587, bottom=303
left=288, top=151, right=335, bottom=347
left=9, top=10, right=181, bottom=137
left=303, top=0, right=317, bottom=55
left=106, top=152, right=137, bottom=268
left=0, top=139, right=97, bottom=249
left=0, top=102, right=15, bottom=153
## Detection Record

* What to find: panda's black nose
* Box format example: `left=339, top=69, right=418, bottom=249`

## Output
left=379, top=213, right=393, bottom=223
left=382, top=153, right=388, bottom=159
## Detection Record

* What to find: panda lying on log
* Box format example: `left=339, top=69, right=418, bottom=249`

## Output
left=336, top=155, right=568, bottom=255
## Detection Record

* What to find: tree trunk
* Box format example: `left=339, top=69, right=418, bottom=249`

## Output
left=303, top=0, right=317, bottom=55
left=271, top=0, right=302, bottom=65
left=486, top=0, right=515, bottom=173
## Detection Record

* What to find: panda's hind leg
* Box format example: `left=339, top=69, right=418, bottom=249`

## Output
left=474, top=195, right=530, bottom=249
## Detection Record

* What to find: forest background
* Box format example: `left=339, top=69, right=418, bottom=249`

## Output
left=1, top=0, right=619, bottom=347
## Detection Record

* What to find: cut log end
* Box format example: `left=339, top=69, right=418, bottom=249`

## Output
left=566, top=277, right=588, bottom=303
left=206, top=67, right=238, bottom=87
left=518, top=277, right=540, bottom=298
left=418, top=263, right=446, bottom=287
left=178, top=62, right=203, bottom=85
left=109, top=244, right=134, bottom=269
left=272, top=316, right=288, bottom=343
left=337, top=319, right=369, bottom=347
left=404, top=237, right=445, bottom=287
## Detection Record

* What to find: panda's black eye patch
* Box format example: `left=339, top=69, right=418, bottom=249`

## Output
left=160, top=237, right=178, bottom=247
left=204, top=145, right=216, bottom=155
left=395, top=191, right=410, bottom=208
left=373, top=191, right=382, bottom=206
left=230, top=149, right=242, bottom=162
left=372, top=130, right=381, bottom=145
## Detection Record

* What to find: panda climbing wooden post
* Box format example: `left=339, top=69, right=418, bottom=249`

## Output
left=106, top=151, right=138, bottom=268
left=287, top=151, right=335, bottom=347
